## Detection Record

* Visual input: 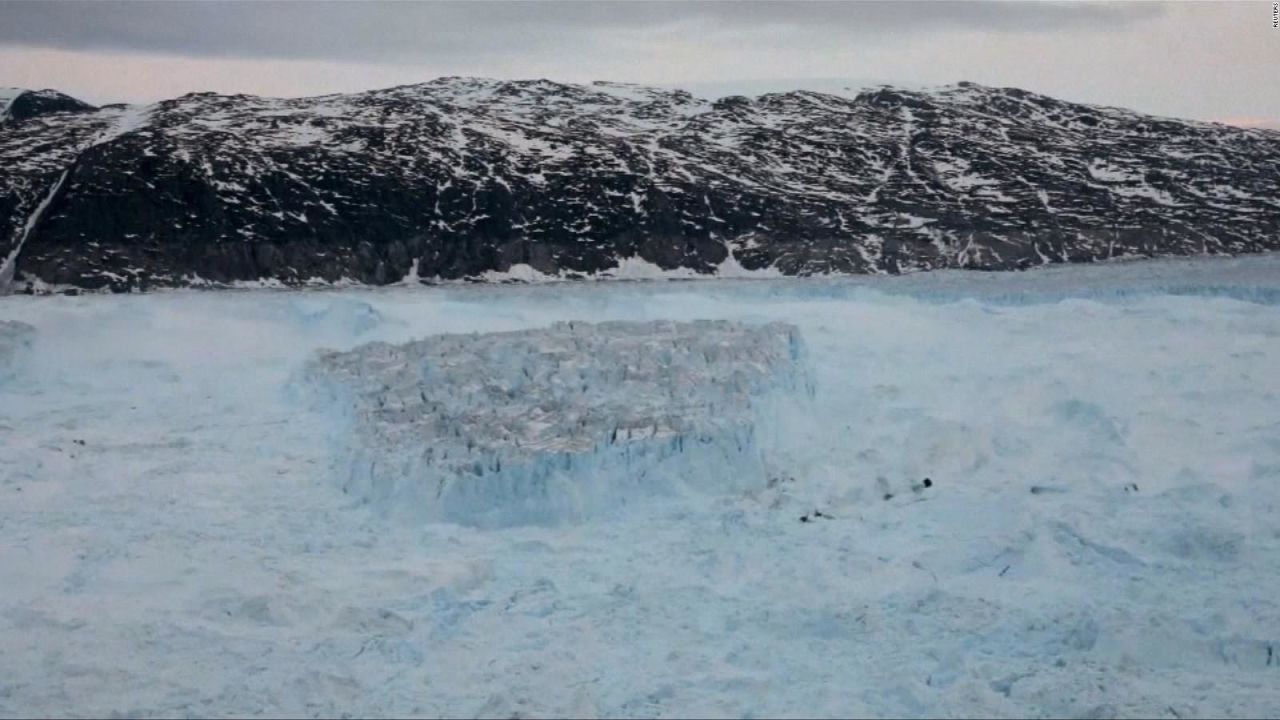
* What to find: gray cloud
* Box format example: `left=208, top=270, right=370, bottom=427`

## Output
left=0, top=1, right=1163, bottom=64
left=1, top=1, right=1273, bottom=129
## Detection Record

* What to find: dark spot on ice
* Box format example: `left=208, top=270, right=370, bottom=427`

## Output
left=883, top=493, right=894, bottom=501
left=923, top=478, right=932, bottom=489
left=799, top=515, right=810, bottom=523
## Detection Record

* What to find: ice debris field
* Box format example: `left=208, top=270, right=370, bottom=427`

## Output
left=2, top=255, right=1280, bottom=718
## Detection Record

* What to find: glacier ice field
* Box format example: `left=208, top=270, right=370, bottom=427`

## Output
left=302, top=319, right=814, bottom=529
left=2, top=254, right=1280, bottom=718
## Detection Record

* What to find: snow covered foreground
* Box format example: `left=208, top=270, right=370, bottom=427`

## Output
left=2, top=256, right=1280, bottom=718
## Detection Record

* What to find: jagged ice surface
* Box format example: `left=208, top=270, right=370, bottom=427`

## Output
left=1, top=255, right=1280, bottom=717
left=304, top=320, right=811, bottom=527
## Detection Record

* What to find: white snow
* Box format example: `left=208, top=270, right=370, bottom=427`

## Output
left=932, top=158, right=1001, bottom=192
left=1088, top=160, right=1142, bottom=183
left=2, top=255, right=1280, bottom=717
left=601, top=255, right=704, bottom=281
left=81, top=103, right=156, bottom=148
left=476, top=262, right=555, bottom=283
left=457, top=250, right=787, bottom=285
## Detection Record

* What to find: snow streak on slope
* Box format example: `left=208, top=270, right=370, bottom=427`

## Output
left=304, top=320, right=811, bottom=527
left=0, top=169, right=69, bottom=293
left=2, top=256, right=1280, bottom=717
left=0, top=88, right=21, bottom=122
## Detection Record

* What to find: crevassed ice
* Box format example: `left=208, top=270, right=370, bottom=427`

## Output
left=0, top=320, right=35, bottom=382
left=304, top=319, right=814, bottom=527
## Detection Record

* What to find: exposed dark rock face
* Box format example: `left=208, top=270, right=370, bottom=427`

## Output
left=1, top=78, right=1277, bottom=293
left=1, top=88, right=96, bottom=125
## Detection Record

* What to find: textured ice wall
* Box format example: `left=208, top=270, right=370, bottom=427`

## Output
left=304, top=320, right=813, bottom=527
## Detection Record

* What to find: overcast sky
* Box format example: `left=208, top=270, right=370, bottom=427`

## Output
left=0, top=1, right=1277, bottom=127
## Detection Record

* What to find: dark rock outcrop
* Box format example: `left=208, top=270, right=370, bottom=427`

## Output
left=1, top=78, right=1277, bottom=293
left=2, top=89, right=96, bottom=125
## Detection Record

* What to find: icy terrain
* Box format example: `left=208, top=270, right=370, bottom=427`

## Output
left=304, top=320, right=811, bottom=528
left=0, top=320, right=35, bottom=380
left=2, top=255, right=1280, bottom=717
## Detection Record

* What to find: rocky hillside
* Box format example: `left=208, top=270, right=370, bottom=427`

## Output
left=1, top=78, right=1277, bottom=292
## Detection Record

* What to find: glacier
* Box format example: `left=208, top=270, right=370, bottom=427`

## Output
left=1, top=254, right=1279, bottom=717
left=302, top=320, right=813, bottom=527
left=0, top=320, right=34, bottom=382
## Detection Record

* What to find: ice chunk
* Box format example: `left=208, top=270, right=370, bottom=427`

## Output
left=289, top=297, right=384, bottom=337
left=303, top=320, right=813, bottom=527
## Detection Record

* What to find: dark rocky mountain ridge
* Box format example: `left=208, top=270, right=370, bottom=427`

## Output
left=1, top=78, right=1277, bottom=293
